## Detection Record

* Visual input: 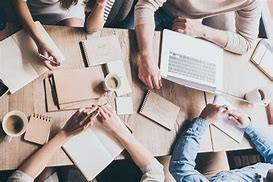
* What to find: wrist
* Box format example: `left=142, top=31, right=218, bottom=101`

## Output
left=56, top=130, right=72, bottom=142
left=96, top=1, right=107, bottom=8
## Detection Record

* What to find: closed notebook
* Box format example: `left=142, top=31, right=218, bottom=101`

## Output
left=139, top=91, right=180, bottom=130
left=213, top=95, right=244, bottom=143
left=53, top=67, right=105, bottom=104
left=81, top=35, right=122, bottom=66
left=24, top=113, right=52, bottom=145
left=0, top=21, right=64, bottom=94
left=62, top=121, right=127, bottom=181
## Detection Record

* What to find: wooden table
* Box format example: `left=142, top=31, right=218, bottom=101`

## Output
left=0, top=24, right=211, bottom=170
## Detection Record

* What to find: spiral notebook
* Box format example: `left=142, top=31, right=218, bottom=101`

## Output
left=139, top=91, right=180, bottom=130
left=80, top=35, right=122, bottom=66
left=24, top=113, right=52, bottom=145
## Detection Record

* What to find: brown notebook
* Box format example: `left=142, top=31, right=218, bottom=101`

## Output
left=53, top=67, right=105, bottom=105
left=139, top=91, right=180, bottom=130
left=81, top=35, right=122, bottom=66
left=24, top=113, right=52, bottom=145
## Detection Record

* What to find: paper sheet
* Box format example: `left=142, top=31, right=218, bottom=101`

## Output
left=115, top=96, right=133, bottom=115
left=213, top=95, right=245, bottom=143
left=0, top=22, right=63, bottom=94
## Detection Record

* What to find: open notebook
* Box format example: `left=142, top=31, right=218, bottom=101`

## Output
left=0, top=21, right=64, bottom=94
left=213, top=95, right=245, bottom=143
left=62, top=121, right=126, bottom=181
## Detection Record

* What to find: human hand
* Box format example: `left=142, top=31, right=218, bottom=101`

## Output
left=36, top=41, right=62, bottom=70
left=62, top=106, right=99, bottom=138
left=137, top=53, right=162, bottom=89
left=228, top=110, right=251, bottom=129
left=172, top=18, right=204, bottom=38
left=97, top=105, right=128, bottom=134
left=199, top=104, right=228, bottom=124
left=96, top=0, right=108, bottom=6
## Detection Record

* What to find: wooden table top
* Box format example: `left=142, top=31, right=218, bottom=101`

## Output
left=0, top=24, right=210, bottom=170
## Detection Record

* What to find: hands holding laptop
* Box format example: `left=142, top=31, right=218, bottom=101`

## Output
left=199, top=104, right=251, bottom=128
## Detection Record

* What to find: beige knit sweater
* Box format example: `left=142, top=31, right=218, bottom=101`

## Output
left=135, top=0, right=261, bottom=54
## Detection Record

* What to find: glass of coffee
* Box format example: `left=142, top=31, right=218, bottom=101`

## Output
left=1, top=111, right=28, bottom=142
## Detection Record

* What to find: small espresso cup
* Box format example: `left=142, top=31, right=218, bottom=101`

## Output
left=103, top=73, right=121, bottom=92
left=1, top=111, right=28, bottom=143
left=244, top=87, right=272, bottom=105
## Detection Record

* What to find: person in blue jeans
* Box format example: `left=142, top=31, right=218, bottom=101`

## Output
left=169, top=104, right=273, bottom=181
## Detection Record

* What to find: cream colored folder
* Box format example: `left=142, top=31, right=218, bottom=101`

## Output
left=0, top=21, right=64, bottom=94
left=53, top=67, right=105, bottom=104
left=139, top=91, right=180, bottom=130
left=62, top=121, right=126, bottom=181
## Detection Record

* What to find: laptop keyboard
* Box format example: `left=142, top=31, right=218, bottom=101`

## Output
left=168, top=51, right=216, bottom=84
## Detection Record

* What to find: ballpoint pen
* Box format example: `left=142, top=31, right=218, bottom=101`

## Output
left=38, top=53, right=60, bottom=65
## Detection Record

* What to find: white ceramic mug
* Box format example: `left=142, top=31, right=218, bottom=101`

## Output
left=103, top=73, right=121, bottom=92
left=244, top=87, right=272, bottom=105
left=1, top=111, right=28, bottom=143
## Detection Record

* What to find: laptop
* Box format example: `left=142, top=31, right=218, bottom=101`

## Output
left=160, top=29, right=224, bottom=93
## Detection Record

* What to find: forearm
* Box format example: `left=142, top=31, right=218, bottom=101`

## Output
left=170, top=118, right=209, bottom=174
left=200, top=25, right=228, bottom=48
left=85, top=3, right=106, bottom=33
left=245, top=122, right=273, bottom=163
left=19, top=131, right=70, bottom=178
left=12, top=0, right=43, bottom=44
left=135, top=24, right=155, bottom=58
left=111, top=128, right=154, bottom=169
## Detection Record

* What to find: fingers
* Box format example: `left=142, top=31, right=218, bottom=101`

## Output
left=43, top=61, right=56, bottom=70
left=152, top=75, right=160, bottom=89
left=98, top=107, right=109, bottom=120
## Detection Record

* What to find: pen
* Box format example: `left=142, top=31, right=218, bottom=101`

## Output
left=38, top=53, right=59, bottom=65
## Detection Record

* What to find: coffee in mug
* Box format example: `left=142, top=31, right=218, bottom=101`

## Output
left=103, top=73, right=121, bottom=92
left=2, top=111, right=28, bottom=142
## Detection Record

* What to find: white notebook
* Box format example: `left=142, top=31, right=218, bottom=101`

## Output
left=213, top=95, right=244, bottom=143
left=0, top=21, right=64, bottom=94
left=62, top=122, right=125, bottom=181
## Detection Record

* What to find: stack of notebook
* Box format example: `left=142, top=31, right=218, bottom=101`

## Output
left=44, top=67, right=106, bottom=111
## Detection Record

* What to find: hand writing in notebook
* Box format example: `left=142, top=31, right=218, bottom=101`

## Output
left=37, top=41, right=62, bottom=70
left=199, top=104, right=228, bottom=123
left=62, top=106, right=99, bottom=138
left=228, top=110, right=251, bottom=129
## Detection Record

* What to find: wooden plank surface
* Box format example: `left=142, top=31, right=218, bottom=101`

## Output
left=0, top=24, right=210, bottom=170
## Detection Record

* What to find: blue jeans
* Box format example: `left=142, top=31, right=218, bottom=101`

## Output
left=169, top=118, right=273, bottom=181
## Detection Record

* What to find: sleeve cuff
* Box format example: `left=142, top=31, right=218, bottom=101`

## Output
left=140, top=159, right=163, bottom=174
left=8, top=170, right=34, bottom=182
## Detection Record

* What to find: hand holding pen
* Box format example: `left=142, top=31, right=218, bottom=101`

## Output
left=37, top=41, right=62, bottom=70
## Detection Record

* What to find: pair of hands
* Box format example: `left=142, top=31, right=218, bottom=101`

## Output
left=199, top=104, right=251, bottom=129
left=62, top=105, right=125, bottom=138
left=138, top=18, right=204, bottom=89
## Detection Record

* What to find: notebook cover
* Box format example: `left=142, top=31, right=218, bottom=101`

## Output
left=81, top=35, right=122, bottom=66
left=24, top=113, right=52, bottom=145
left=139, top=91, right=180, bottom=130
left=53, top=67, right=104, bottom=104
left=44, top=76, right=115, bottom=112
left=251, top=39, right=273, bottom=81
